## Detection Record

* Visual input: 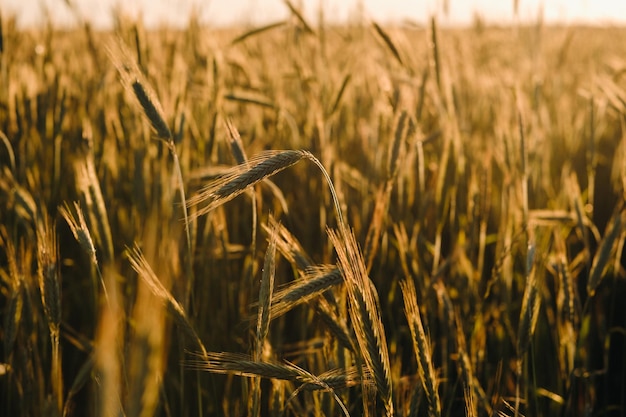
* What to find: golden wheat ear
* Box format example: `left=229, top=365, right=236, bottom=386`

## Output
left=109, top=38, right=193, bottom=260
left=401, top=277, right=441, bottom=417
left=108, top=39, right=172, bottom=141
left=187, top=150, right=309, bottom=216
left=329, top=227, right=394, bottom=416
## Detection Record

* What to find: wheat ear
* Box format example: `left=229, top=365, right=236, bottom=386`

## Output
left=329, top=227, right=394, bottom=416
left=400, top=278, right=441, bottom=417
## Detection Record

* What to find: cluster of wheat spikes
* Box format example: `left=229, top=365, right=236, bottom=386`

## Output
left=1, top=4, right=626, bottom=417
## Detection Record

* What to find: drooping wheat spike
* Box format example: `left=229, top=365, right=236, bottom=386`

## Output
left=188, top=352, right=362, bottom=391
left=270, top=265, right=342, bottom=318
left=190, top=148, right=346, bottom=228
left=188, top=150, right=308, bottom=216
left=400, top=278, right=441, bottom=417
left=329, top=227, right=394, bottom=416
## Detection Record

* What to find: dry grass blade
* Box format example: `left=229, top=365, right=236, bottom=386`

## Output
left=188, top=150, right=309, bottom=217
left=328, top=74, right=352, bottom=117
left=372, top=21, right=404, bottom=67
left=587, top=204, right=624, bottom=297
left=224, top=92, right=276, bottom=109
left=329, top=227, right=394, bottom=416
left=284, top=0, right=315, bottom=35
left=400, top=278, right=441, bottom=417
left=126, top=245, right=207, bottom=357
left=231, top=20, right=287, bottom=45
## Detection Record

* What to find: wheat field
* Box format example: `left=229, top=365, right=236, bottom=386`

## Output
left=0, top=6, right=625, bottom=417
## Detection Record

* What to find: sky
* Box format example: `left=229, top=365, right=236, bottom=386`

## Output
left=2, top=0, right=626, bottom=29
